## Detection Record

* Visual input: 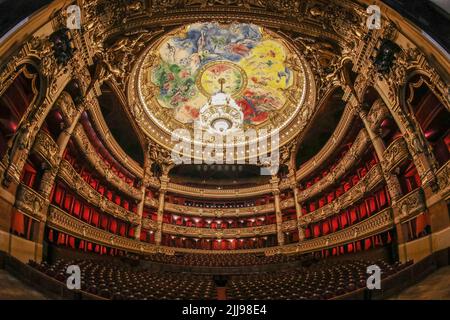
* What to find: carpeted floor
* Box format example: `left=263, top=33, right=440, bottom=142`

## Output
left=0, top=266, right=449, bottom=300
left=0, top=270, right=48, bottom=300
left=390, top=266, right=450, bottom=300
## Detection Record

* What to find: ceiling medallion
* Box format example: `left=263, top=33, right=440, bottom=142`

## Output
left=131, top=21, right=316, bottom=161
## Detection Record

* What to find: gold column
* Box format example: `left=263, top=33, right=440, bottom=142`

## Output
left=271, top=176, right=284, bottom=246
left=348, top=91, right=407, bottom=256
left=292, top=184, right=305, bottom=241
left=349, top=92, right=403, bottom=203
left=134, top=182, right=146, bottom=240
left=155, top=174, right=168, bottom=246
left=39, top=99, right=87, bottom=199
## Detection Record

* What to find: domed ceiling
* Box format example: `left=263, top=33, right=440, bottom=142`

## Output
left=129, top=22, right=316, bottom=163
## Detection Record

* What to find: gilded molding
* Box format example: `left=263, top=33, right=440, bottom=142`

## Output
left=267, top=207, right=393, bottom=255
left=161, top=222, right=277, bottom=238
left=299, top=164, right=383, bottom=226
left=381, top=137, right=409, bottom=174
left=47, top=204, right=393, bottom=255
left=368, top=99, right=391, bottom=132
left=14, top=183, right=47, bottom=221
left=31, top=130, right=61, bottom=168
left=72, top=125, right=143, bottom=200
left=436, top=160, right=450, bottom=200
left=394, top=188, right=426, bottom=224
left=58, top=160, right=140, bottom=225
left=297, top=128, right=370, bottom=202
left=163, top=201, right=283, bottom=218
left=47, top=205, right=157, bottom=254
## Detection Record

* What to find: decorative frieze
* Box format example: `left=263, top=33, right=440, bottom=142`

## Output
left=58, top=160, right=140, bottom=225
left=163, top=201, right=279, bottom=218
left=382, top=137, right=409, bottom=173
left=166, top=182, right=273, bottom=199
left=162, top=223, right=277, bottom=238
left=31, top=130, right=60, bottom=168
left=436, top=160, right=450, bottom=200
left=266, top=208, right=393, bottom=255
left=47, top=205, right=157, bottom=254
left=14, top=183, right=47, bottom=221
left=297, top=129, right=370, bottom=202
left=141, top=218, right=158, bottom=230
left=299, top=164, right=383, bottom=226
left=46, top=204, right=393, bottom=255
left=368, top=99, right=390, bottom=131
left=281, top=219, right=298, bottom=232
left=72, top=125, right=143, bottom=200
left=394, top=188, right=426, bottom=223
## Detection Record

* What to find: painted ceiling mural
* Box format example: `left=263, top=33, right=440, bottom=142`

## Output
left=149, top=23, right=297, bottom=126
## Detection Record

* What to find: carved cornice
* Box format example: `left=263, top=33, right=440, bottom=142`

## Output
left=437, top=160, right=450, bottom=200
left=47, top=204, right=393, bottom=255
left=14, top=183, right=47, bottom=221
left=297, top=129, right=370, bottom=202
left=382, top=137, right=409, bottom=174
left=166, top=182, right=273, bottom=199
left=161, top=222, right=277, bottom=238
left=72, top=125, right=143, bottom=200
left=299, top=164, right=383, bottom=226
left=281, top=219, right=298, bottom=232
left=31, top=130, right=60, bottom=168
left=144, top=197, right=159, bottom=209
left=163, top=200, right=286, bottom=217
left=58, top=160, right=140, bottom=225
left=394, top=188, right=426, bottom=223
left=267, top=207, right=394, bottom=255
left=47, top=205, right=157, bottom=254
left=141, top=217, right=158, bottom=230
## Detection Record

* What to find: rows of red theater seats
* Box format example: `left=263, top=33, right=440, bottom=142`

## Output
left=141, top=252, right=309, bottom=267
left=227, top=259, right=411, bottom=300
left=28, top=258, right=411, bottom=300
left=29, top=259, right=216, bottom=300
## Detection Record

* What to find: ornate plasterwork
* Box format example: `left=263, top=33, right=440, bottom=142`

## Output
left=47, top=205, right=157, bottom=254
left=31, top=131, right=61, bottom=169
left=381, top=137, right=409, bottom=174
left=267, top=207, right=393, bottom=255
left=14, top=183, right=48, bottom=222
left=164, top=201, right=276, bottom=217
left=297, top=128, right=370, bottom=202
left=47, top=203, right=393, bottom=255
left=436, top=160, right=450, bottom=200
left=58, top=160, right=140, bottom=225
left=72, top=125, right=144, bottom=199
left=394, top=188, right=426, bottom=224
left=162, top=222, right=277, bottom=238
left=298, top=164, right=383, bottom=226
left=367, top=99, right=391, bottom=132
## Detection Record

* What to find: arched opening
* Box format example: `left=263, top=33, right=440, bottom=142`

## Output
left=406, top=75, right=450, bottom=167
left=0, top=64, right=40, bottom=159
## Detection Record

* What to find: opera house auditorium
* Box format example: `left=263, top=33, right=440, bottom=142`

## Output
left=0, top=0, right=449, bottom=301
